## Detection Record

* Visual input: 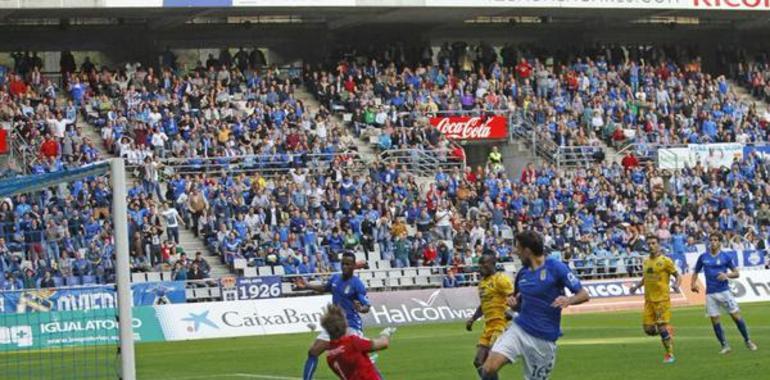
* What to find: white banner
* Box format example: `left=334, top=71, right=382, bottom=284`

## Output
left=657, top=143, right=743, bottom=169
left=234, top=0, right=355, bottom=5
left=105, top=0, right=163, bottom=7
left=154, top=295, right=331, bottom=341
left=729, top=269, right=770, bottom=303
left=425, top=0, right=770, bottom=11
left=689, top=143, right=743, bottom=169
left=658, top=147, right=694, bottom=170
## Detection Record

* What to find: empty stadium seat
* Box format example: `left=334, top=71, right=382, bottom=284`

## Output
left=414, top=276, right=430, bottom=286
left=243, top=267, right=257, bottom=277
left=185, top=288, right=195, bottom=300
left=500, top=225, right=514, bottom=240
left=376, top=260, right=391, bottom=270
left=273, top=266, right=285, bottom=276
left=146, top=272, right=161, bottom=283
left=131, top=273, right=146, bottom=283
left=233, top=258, right=248, bottom=271
left=257, top=266, right=273, bottom=276
left=65, top=276, right=81, bottom=286
left=400, top=277, right=415, bottom=286
left=209, top=287, right=221, bottom=299
left=373, top=271, right=387, bottom=279
left=403, top=269, right=418, bottom=278
left=386, top=278, right=400, bottom=288
left=81, top=275, right=97, bottom=285
left=358, top=271, right=373, bottom=280
left=387, top=270, right=403, bottom=278
left=368, top=278, right=384, bottom=289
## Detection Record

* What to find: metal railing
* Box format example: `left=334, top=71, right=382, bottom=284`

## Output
left=554, top=145, right=605, bottom=169
left=378, top=148, right=465, bottom=178
left=616, top=142, right=688, bottom=162
left=509, top=109, right=608, bottom=169
left=567, top=255, right=645, bottom=280
left=509, top=108, right=557, bottom=162
left=126, top=151, right=370, bottom=177
left=6, top=123, right=37, bottom=174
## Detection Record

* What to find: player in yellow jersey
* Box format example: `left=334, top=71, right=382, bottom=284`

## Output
left=466, top=253, right=513, bottom=379
left=629, top=235, right=682, bottom=364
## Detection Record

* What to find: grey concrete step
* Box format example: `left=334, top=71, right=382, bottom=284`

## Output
left=728, top=79, right=768, bottom=114
left=177, top=228, right=231, bottom=277
left=295, top=87, right=378, bottom=162
left=78, top=108, right=232, bottom=280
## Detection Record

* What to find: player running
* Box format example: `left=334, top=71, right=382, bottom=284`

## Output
left=481, top=231, right=589, bottom=380
left=466, top=253, right=514, bottom=379
left=690, top=232, right=758, bottom=353
left=296, top=252, right=371, bottom=380
left=320, top=304, right=396, bottom=380
left=629, top=234, right=682, bottom=364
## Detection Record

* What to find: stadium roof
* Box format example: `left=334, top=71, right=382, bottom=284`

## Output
left=0, top=3, right=768, bottom=30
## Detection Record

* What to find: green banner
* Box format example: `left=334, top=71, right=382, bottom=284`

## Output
left=0, top=306, right=164, bottom=352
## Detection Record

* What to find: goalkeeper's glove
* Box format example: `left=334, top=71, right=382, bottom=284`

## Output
left=379, top=327, right=397, bottom=338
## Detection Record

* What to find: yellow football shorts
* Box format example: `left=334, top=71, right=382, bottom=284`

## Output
left=479, top=319, right=508, bottom=347
left=643, top=300, right=672, bottom=326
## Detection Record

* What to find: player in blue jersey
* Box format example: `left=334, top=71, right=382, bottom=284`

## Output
left=296, top=251, right=371, bottom=380
left=481, top=230, right=589, bottom=380
left=690, top=232, right=758, bottom=354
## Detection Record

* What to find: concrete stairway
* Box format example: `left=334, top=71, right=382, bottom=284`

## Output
left=295, top=87, right=446, bottom=198
left=729, top=79, right=768, bottom=114
left=294, top=87, right=379, bottom=161
left=178, top=227, right=231, bottom=278
left=500, top=139, right=540, bottom=181
left=77, top=111, right=232, bottom=279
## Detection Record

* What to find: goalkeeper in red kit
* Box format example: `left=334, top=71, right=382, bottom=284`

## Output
left=320, top=304, right=397, bottom=380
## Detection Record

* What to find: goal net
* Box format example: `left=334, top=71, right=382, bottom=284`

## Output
left=0, top=160, right=134, bottom=380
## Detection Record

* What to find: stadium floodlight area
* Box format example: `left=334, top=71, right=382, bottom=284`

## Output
left=0, top=159, right=135, bottom=380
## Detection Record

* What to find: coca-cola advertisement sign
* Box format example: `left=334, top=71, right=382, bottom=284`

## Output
left=430, top=116, right=508, bottom=140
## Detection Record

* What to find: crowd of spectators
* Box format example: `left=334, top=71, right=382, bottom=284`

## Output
left=0, top=52, right=112, bottom=289
left=79, top=50, right=362, bottom=178
left=308, top=43, right=769, bottom=165
left=4, top=43, right=770, bottom=290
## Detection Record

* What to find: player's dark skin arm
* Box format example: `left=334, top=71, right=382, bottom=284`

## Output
left=296, top=282, right=328, bottom=293
left=466, top=306, right=483, bottom=331
left=672, top=272, right=682, bottom=292
left=354, top=300, right=370, bottom=314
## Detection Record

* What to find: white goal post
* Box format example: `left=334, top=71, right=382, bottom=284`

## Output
left=110, top=158, right=136, bottom=380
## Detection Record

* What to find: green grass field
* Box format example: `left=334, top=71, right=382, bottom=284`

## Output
left=131, top=303, right=769, bottom=380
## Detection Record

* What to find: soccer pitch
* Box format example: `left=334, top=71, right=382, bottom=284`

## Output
left=134, top=302, right=769, bottom=380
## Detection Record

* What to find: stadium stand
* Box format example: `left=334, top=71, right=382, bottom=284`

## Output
left=3, top=41, right=770, bottom=291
